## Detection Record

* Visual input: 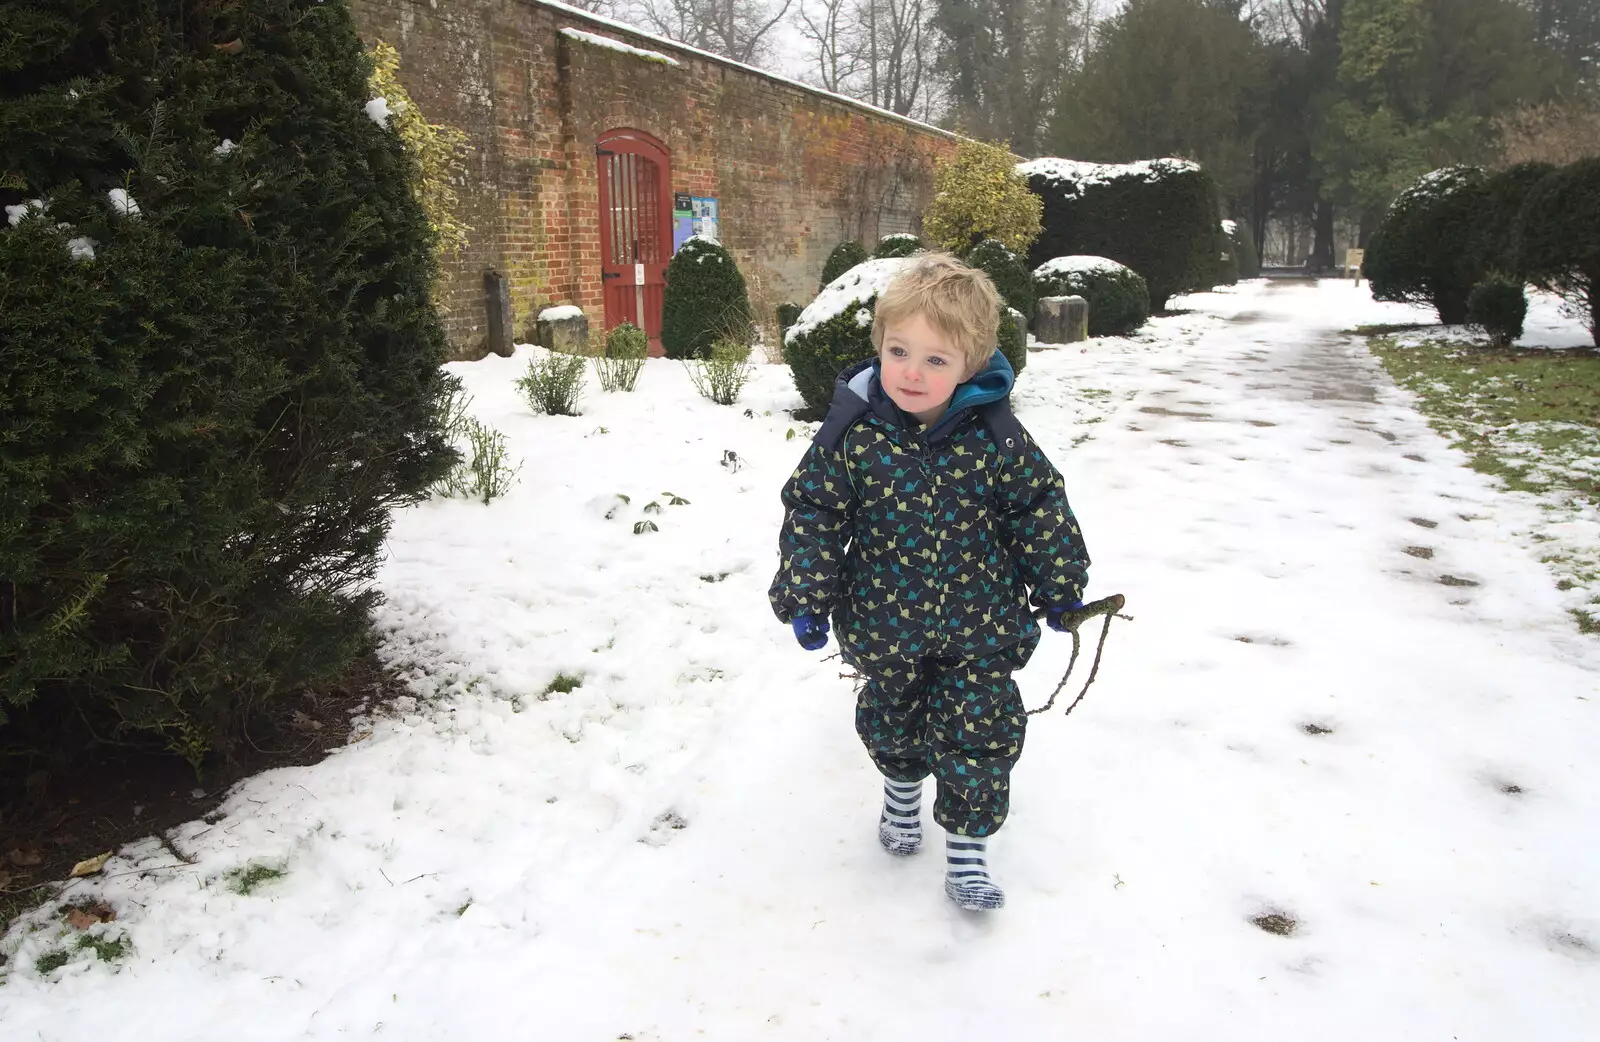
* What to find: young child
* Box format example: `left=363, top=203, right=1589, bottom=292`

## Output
left=768, top=252, right=1091, bottom=912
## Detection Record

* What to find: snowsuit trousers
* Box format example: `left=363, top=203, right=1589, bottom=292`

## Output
left=853, top=642, right=1031, bottom=838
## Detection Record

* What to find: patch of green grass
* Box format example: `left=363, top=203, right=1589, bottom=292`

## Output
left=542, top=673, right=583, bottom=697
left=1349, top=322, right=1434, bottom=336
left=227, top=863, right=286, bottom=895
left=0, top=886, right=53, bottom=938
left=75, top=932, right=129, bottom=962
left=33, top=948, right=70, bottom=974
left=1368, top=334, right=1600, bottom=631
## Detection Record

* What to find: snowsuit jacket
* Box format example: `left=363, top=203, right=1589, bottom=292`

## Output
left=769, top=354, right=1090, bottom=667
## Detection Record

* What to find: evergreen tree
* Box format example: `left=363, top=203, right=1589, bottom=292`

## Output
left=0, top=0, right=455, bottom=765
left=930, top=0, right=1085, bottom=154
left=1050, top=0, right=1269, bottom=212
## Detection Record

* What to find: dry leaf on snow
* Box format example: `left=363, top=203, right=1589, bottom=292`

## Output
left=70, top=852, right=113, bottom=878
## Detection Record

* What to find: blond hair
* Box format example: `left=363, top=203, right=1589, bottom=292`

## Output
left=871, top=252, right=1001, bottom=375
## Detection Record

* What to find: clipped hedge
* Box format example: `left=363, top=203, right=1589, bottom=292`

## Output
left=662, top=235, right=751, bottom=360
left=1034, top=256, right=1151, bottom=336
left=1365, top=166, right=1489, bottom=325
left=785, top=257, right=1023, bottom=414
left=965, top=238, right=1036, bottom=324
left=873, top=233, right=923, bottom=258
left=1516, top=156, right=1600, bottom=345
left=0, top=0, right=455, bottom=764
left=820, top=239, right=869, bottom=290
left=1021, top=157, right=1223, bottom=310
left=1477, top=161, right=1557, bottom=276
left=997, top=307, right=1027, bottom=375
left=1466, top=278, right=1528, bottom=347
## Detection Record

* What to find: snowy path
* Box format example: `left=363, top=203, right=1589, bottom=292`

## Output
left=3, top=280, right=1596, bottom=1040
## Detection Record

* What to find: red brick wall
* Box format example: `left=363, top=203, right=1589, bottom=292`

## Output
left=345, top=0, right=958, bottom=359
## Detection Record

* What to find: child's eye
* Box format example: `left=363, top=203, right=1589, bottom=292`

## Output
left=928, top=356, right=946, bottom=366
left=889, top=346, right=907, bottom=357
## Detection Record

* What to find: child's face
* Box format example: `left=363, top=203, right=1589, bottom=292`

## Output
left=878, top=313, right=971, bottom=426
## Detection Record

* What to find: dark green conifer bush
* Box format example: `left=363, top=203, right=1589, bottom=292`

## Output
left=0, top=0, right=454, bottom=766
left=661, top=236, right=751, bottom=360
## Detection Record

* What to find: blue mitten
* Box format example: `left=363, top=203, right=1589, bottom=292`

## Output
left=1045, top=599, right=1086, bottom=633
left=791, top=614, right=830, bottom=651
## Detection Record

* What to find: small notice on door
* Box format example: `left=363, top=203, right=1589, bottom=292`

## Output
left=635, top=262, right=645, bottom=286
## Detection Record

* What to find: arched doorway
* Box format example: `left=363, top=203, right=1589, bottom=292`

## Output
left=596, top=128, right=671, bottom=354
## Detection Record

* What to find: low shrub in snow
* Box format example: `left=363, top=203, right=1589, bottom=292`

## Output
left=776, top=302, right=803, bottom=344
left=1466, top=277, right=1529, bottom=348
left=873, top=233, right=923, bottom=258
left=594, top=322, right=647, bottom=392
left=924, top=138, right=1042, bottom=257
left=662, top=236, right=751, bottom=360
left=997, top=307, right=1027, bottom=375
left=1034, top=256, right=1151, bottom=336
left=0, top=0, right=456, bottom=766
left=786, top=257, right=915, bottom=414
left=965, top=238, right=1036, bottom=324
left=517, top=351, right=586, bottom=415
left=1366, top=166, right=1489, bottom=325
left=786, top=256, right=1026, bottom=414
left=1516, top=157, right=1600, bottom=346
left=1020, top=157, right=1223, bottom=310
left=686, top=337, right=756, bottom=406
left=820, top=240, right=869, bottom=290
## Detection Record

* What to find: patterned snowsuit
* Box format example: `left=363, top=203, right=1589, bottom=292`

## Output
left=769, top=354, right=1090, bottom=836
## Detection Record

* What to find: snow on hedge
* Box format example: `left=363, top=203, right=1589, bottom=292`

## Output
left=1221, top=219, right=1238, bottom=236
left=560, top=27, right=682, bottom=67
left=1034, top=255, right=1133, bottom=281
left=1016, top=157, right=1203, bottom=198
left=1389, top=166, right=1480, bottom=213
left=785, top=257, right=914, bottom=344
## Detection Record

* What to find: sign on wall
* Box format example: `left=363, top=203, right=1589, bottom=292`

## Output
left=673, top=193, right=693, bottom=253
left=691, top=196, right=719, bottom=242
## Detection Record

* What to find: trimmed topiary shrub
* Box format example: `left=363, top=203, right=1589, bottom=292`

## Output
left=965, top=238, right=1036, bottom=324
left=1466, top=277, right=1528, bottom=348
left=873, top=233, right=923, bottom=258
left=925, top=138, right=1043, bottom=257
left=1033, top=256, right=1151, bottom=336
left=1365, top=166, right=1490, bottom=325
left=1515, top=157, right=1600, bottom=346
left=997, top=307, right=1027, bottom=375
left=786, top=258, right=913, bottom=414
left=776, top=301, right=803, bottom=343
left=785, top=257, right=1024, bottom=415
left=820, top=240, right=869, bottom=290
left=0, top=0, right=456, bottom=766
left=662, top=235, right=751, bottom=360
left=1476, top=162, right=1557, bottom=277
left=1020, top=157, right=1222, bottom=311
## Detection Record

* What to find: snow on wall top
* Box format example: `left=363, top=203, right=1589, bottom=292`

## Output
left=879, top=233, right=921, bottom=244
left=538, top=1, right=956, bottom=141
left=560, top=27, right=682, bottom=67
left=1034, top=255, right=1133, bottom=280
left=1017, top=157, right=1203, bottom=197
left=785, top=257, right=915, bottom=344
left=539, top=304, right=585, bottom=321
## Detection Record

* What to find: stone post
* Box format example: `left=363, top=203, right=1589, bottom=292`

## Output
left=483, top=269, right=514, bottom=358
left=1034, top=296, right=1089, bottom=344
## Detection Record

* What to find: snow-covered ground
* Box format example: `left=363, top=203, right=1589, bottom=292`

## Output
left=3, top=279, right=1597, bottom=1040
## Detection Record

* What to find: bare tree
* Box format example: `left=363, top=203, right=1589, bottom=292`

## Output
left=796, top=0, right=939, bottom=118
left=631, top=0, right=797, bottom=64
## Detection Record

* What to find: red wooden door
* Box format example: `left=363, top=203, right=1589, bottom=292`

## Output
left=597, top=129, right=671, bottom=354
